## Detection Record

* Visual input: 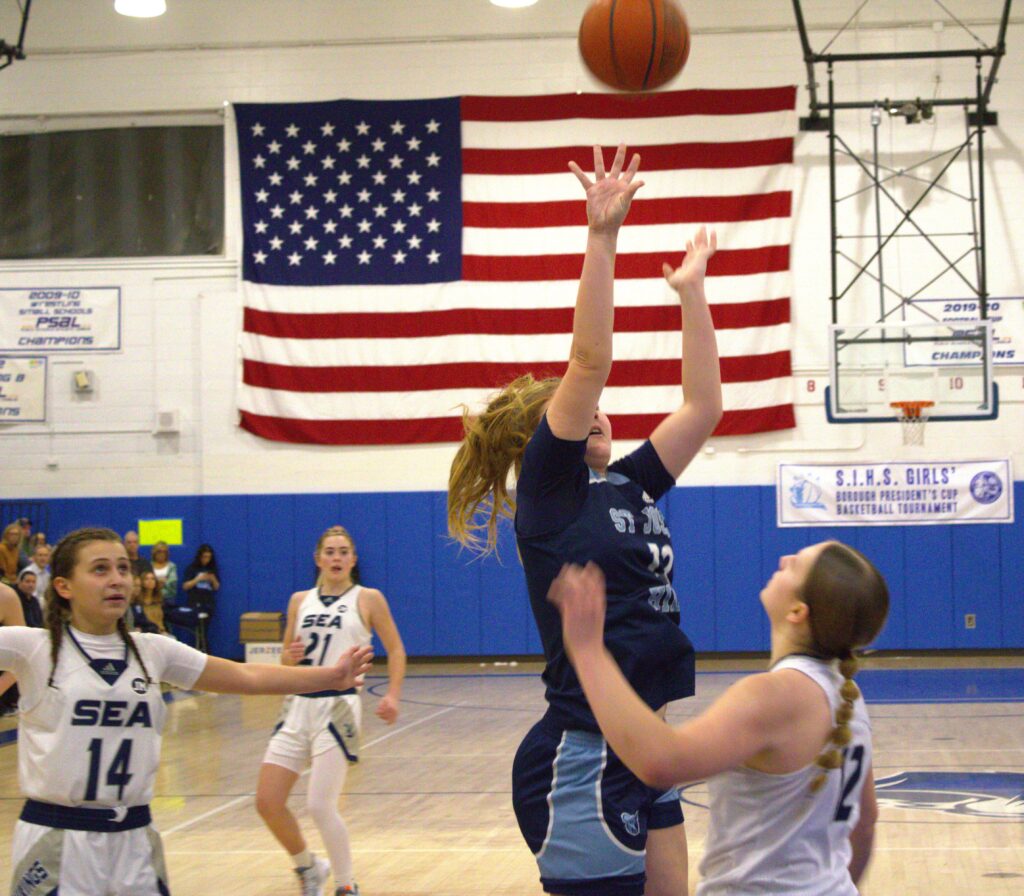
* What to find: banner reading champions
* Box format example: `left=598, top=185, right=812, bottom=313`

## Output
left=0, top=287, right=121, bottom=352
left=778, top=460, right=1014, bottom=527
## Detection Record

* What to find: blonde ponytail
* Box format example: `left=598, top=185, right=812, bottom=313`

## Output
left=810, top=653, right=860, bottom=793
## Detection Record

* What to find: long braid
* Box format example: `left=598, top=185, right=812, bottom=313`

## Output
left=117, top=615, right=153, bottom=685
left=801, top=543, right=889, bottom=795
left=44, top=583, right=71, bottom=688
left=809, top=652, right=860, bottom=793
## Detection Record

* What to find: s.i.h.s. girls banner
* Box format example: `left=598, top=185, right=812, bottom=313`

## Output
left=778, top=460, right=1014, bottom=527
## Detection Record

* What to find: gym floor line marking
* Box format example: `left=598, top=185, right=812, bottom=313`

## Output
left=160, top=704, right=457, bottom=838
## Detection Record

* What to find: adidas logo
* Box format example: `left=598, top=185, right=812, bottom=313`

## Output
left=102, top=663, right=117, bottom=674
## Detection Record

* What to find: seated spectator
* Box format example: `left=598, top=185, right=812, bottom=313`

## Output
left=0, top=582, right=26, bottom=716
left=123, top=529, right=154, bottom=577
left=135, top=569, right=171, bottom=635
left=0, top=523, right=27, bottom=586
left=28, top=532, right=47, bottom=553
left=16, top=518, right=33, bottom=557
left=182, top=543, right=220, bottom=618
left=150, top=540, right=179, bottom=602
left=23, top=543, right=51, bottom=608
left=13, top=569, right=43, bottom=628
left=129, top=574, right=161, bottom=634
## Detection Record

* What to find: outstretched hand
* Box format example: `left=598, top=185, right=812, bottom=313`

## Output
left=663, top=226, right=717, bottom=293
left=569, top=144, right=644, bottom=235
left=331, top=644, right=374, bottom=690
left=547, top=562, right=607, bottom=662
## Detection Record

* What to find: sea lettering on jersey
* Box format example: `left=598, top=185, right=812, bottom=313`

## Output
left=71, top=699, right=154, bottom=728
left=300, top=607, right=349, bottom=629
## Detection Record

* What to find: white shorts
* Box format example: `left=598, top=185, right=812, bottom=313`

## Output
left=10, top=820, right=169, bottom=896
left=262, top=691, right=362, bottom=774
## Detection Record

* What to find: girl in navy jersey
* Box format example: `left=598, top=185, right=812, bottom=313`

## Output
left=549, top=543, right=889, bottom=895
left=256, top=525, right=406, bottom=896
left=0, top=527, right=372, bottom=896
left=448, top=145, right=722, bottom=896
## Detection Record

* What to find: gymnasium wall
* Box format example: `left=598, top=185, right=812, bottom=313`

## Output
left=27, top=481, right=1024, bottom=660
left=0, top=2, right=1021, bottom=656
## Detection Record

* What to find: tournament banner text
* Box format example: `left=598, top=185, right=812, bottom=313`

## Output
left=778, top=460, right=1014, bottom=526
left=0, top=287, right=122, bottom=352
left=0, top=356, right=47, bottom=422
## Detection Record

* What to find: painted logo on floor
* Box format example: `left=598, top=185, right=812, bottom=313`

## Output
left=875, top=772, right=1024, bottom=818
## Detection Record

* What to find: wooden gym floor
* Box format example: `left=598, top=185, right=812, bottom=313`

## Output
left=1, top=654, right=1023, bottom=895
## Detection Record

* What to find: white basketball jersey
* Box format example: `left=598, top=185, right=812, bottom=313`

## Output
left=0, top=626, right=205, bottom=809
left=696, top=655, right=873, bottom=896
left=295, top=585, right=372, bottom=669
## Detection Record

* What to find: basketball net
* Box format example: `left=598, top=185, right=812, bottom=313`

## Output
left=890, top=401, right=934, bottom=446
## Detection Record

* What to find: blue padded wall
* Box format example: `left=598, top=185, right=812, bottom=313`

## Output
left=27, top=481, right=1024, bottom=659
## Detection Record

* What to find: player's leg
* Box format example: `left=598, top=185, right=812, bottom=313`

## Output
left=307, top=746, right=354, bottom=892
left=255, top=761, right=305, bottom=854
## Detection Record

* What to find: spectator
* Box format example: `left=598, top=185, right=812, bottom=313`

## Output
left=23, top=544, right=51, bottom=607
left=150, top=541, right=178, bottom=603
left=28, top=532, right=47, bottom=553
left=0, top=523, right=28, bottom=586
left=16, top=518, right=32, bottom=557
left=135, top=570, right=170, bottom=635
left=13, top=569, right=43, bottom=629
left=123, top=530, right=154, bottom=577
left=182, top=543, right=220, bottom=619
left=129, top=574, right=160, bottom=634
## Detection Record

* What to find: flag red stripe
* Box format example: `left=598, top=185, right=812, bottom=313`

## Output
left=461, top=246, right=789, bottom=281
left=240, top=403, right=795, bottom=445
left=462, top=139, right=792, bottom=176
left=460, top=87, right=798, bottom=122
left=242, top=351, right=790, bottom=393
left=463, top=192, right=792, bottom=228
left=613, top=404, right=796, bottom=439
left=244, top=299, right=788, bottom=340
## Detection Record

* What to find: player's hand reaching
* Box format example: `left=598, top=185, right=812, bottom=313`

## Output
left=375, top=693, right=400, bottom=725
left=283, top=638, right=305, bottom=664
left=663, top=226, right=717, bottom=294
left=569, top=144, right=644, bottom=235
left=330, top=645, right=374, bottom=690
left=547, top=562, right=608, bottom=663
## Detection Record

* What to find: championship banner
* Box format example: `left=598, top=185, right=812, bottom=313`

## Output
left=0, top=287, right=122, bottom=353
left=907, top=297, right=1023, bottom=366
left=778, top=460, right=1014, bottom=527
left=0, top=356, right=47, bottom=423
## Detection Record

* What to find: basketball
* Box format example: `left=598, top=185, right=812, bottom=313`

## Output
left=578, top=0, right=691, bottom=92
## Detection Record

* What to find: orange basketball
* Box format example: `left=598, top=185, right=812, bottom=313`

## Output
left=578, top=0, right=690, bottom=92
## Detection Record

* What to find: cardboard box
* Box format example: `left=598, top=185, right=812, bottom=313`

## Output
left=239, top=611, right=284, bottom=643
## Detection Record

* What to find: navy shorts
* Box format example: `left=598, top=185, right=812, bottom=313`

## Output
left=512, top=716, right=684, bottom=896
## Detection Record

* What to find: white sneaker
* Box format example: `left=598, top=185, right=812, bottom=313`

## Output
left=295, top=856, right=330, bottom=896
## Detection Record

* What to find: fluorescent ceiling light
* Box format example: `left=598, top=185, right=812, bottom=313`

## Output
left=490, top=0, right=539, bottom=7
left=115, top=0, right=167, bottom=17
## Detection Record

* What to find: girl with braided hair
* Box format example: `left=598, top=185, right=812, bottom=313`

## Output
left=549, top=541, right=889, bottom=896
left=0, top=527, right=373, bottom=896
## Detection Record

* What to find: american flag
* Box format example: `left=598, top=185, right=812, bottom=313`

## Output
left=233, top=88, right=796, bottom=445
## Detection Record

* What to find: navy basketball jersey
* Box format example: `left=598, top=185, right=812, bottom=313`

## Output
left=516, top=415, right=695, bottom=731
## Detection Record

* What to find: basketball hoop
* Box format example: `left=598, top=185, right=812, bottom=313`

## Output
left=890, top=400, right=934, bottom=445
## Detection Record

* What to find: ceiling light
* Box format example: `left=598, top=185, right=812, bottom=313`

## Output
left=115, top=0, right=167, bottom=17
left=490, top=0, right=540, bottom=8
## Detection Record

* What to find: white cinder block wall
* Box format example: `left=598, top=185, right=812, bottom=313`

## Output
left=0, top=0, right=1020, bottom=498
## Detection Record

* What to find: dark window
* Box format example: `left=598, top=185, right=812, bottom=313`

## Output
left=0, top=125, right=224, bottom=258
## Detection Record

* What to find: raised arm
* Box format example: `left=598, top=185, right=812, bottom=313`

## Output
left=549, top=563, right=786, bottom=788
left=361, top=588, right=407, bottom=725
left=649, top=227, right=723, bottom=479
left=546, top=144, right=643, bottom=441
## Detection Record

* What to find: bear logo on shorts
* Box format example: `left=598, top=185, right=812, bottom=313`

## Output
left=620, top=810, right=640, bottom=836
